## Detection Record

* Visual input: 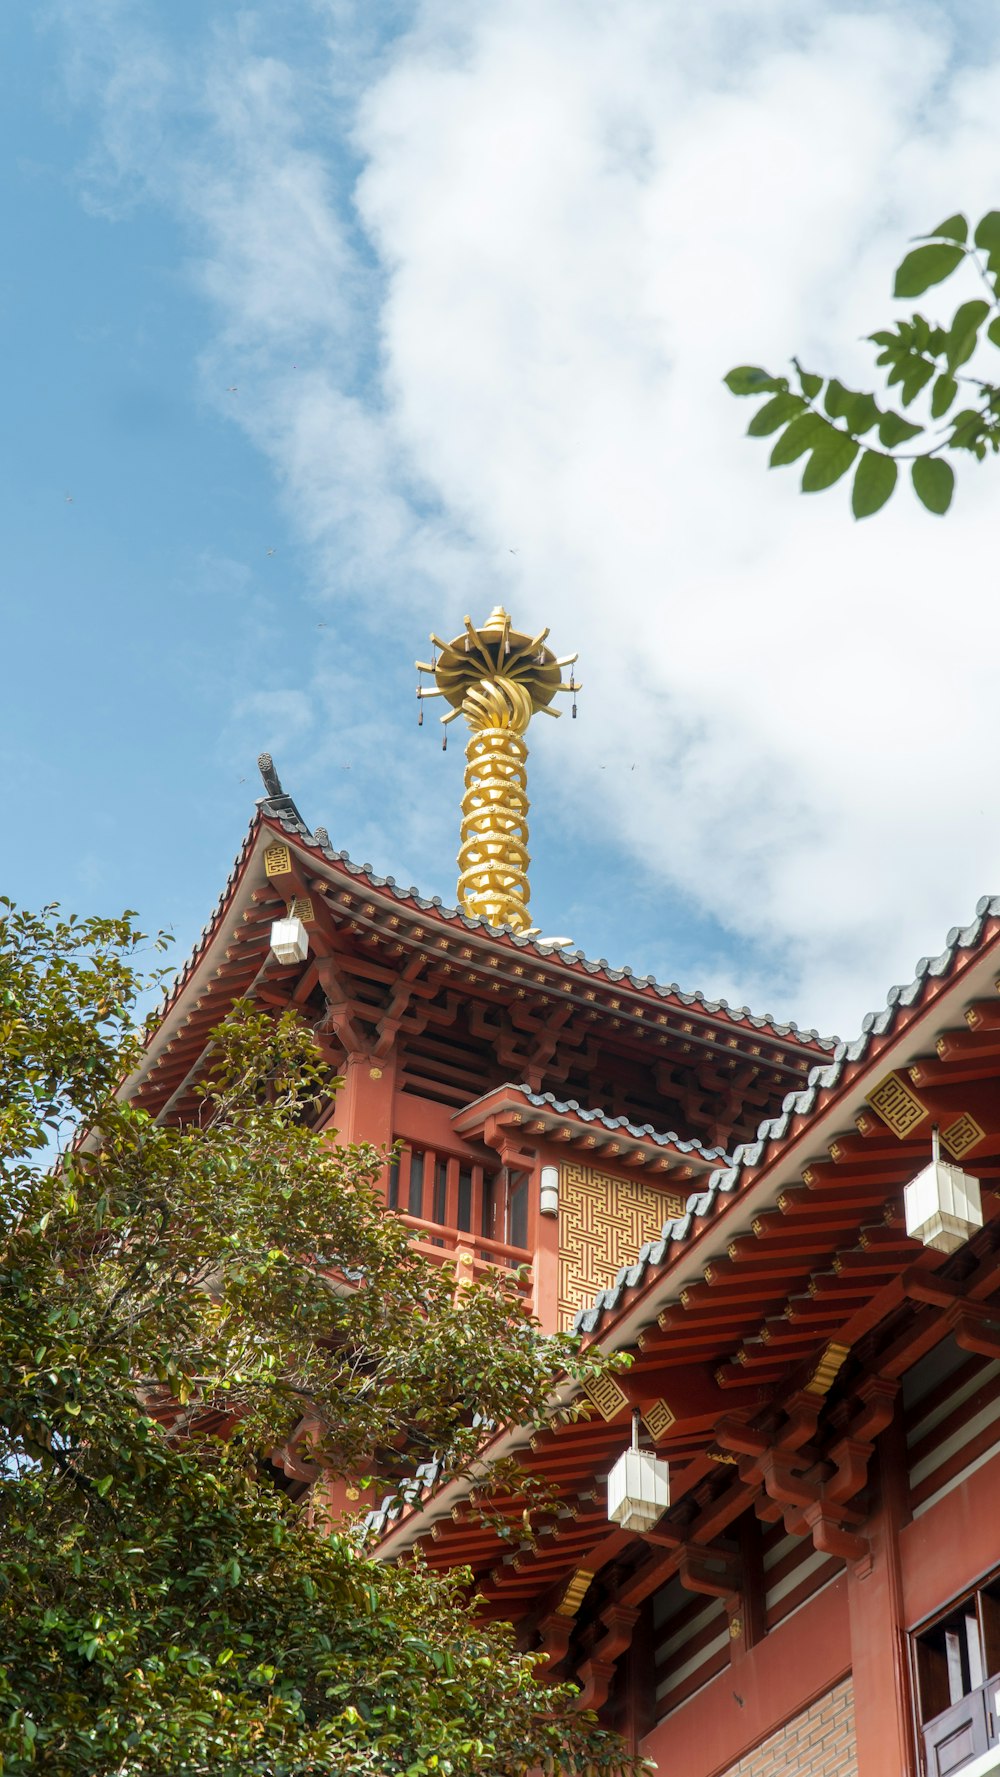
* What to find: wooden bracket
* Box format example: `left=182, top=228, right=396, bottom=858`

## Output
left=678, top=1545, right=741, bottom=1599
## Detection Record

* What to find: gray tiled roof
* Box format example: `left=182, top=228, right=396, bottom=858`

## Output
left=475, top=1082, right=729, bottom=1163
left=568, top=896, right=1000, bottom=1335
left=259, top=797, right=834, bottom=1049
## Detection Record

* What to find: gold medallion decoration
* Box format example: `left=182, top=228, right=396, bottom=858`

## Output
left=263, top=842, right=292, bottom=878
left=582, top=1372, right=630, bottom=1423
left=941, top=1112, right=986, bottom=1159
left=641, top=1398, right=676, bottom=1442
left=866, top=1071, right=930, bottom=1140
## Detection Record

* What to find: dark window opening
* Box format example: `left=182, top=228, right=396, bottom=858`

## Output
left=507, top=1171, right=528, bottom=1252
left=407, top=1150, right=424, bottom=1219
left=914, top=1575, right=1000, bottom=1776
left=457, top=1167, right=473, bottom=1234
left=433, top=1160, right=447, bottom=1227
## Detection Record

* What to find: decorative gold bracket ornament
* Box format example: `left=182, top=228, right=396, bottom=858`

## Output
left=416, top=607, right=580, bottom=934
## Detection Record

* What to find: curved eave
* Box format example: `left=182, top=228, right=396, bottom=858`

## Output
left=371, top=893, right=1000, bottom=1561
left=125, top=794, right=834, bottom=1121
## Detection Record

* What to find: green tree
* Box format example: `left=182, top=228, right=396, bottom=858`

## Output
left=0, top=903, right=638, bottom=1777
left=726, top=209, right=1000, bottom=517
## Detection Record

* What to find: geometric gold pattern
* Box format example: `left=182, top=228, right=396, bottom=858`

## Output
left=558, top=1161, right=684, bottom=1330
left=941, top=1112, right=986, bottom=1160
left=866, top=1071, right=929, bottom=1140
left=641, top=1397, right=677, bottom=1442
left=583, top=1372, right=630, bottom=1422
left=263, top=842, right=292, bottom=877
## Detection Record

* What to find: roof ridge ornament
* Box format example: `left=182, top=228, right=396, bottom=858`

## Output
left=255, top=752, right=305, bottom=825
left=257, top=752, right=284, bottom=799
left=416, top=609, right=581, bottom=935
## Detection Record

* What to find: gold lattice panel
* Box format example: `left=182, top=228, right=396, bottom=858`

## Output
left=558, top=1162, right=684, bottom=1329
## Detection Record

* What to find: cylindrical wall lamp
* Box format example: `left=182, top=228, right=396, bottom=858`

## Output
left=540, top=1164, right=559, bottom=1218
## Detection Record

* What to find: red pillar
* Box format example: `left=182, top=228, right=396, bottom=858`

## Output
left=531, top=1160, right=560, bottom=1333
left=847, top=1410, right=917, bottom=1777
left=330, top=1053, right=397, bottom=1154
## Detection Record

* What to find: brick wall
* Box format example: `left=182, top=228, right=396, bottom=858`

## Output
left=722, top=1677, right=856, bottom=1777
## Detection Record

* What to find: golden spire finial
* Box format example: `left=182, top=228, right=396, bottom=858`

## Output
left=415, top=611, right=580, bottom=933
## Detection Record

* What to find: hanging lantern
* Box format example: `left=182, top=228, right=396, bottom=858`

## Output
left=269, top=916, right=309, bottom=966
left=606, top=1413, right=670, bottom=1533
left=904, top=1127, right=983, bottom=1254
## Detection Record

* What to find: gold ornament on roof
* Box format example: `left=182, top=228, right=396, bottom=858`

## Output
left=416, top=607, right=580, bottom=934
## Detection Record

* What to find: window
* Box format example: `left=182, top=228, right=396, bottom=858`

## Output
left=915, top=1577, right=1000, bottom=1776
left=506, top=1170, right=529, bottom=1251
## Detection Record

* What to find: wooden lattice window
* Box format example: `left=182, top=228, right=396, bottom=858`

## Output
left=914, top=1575, right=1000, bottom=1775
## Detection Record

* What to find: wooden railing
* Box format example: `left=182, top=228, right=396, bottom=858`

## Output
left=386, top=1142, right=532, bottom=1296
left=396, top=1210, right=532, bottom=1294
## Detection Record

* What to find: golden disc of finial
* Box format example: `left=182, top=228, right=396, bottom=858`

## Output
left=429, top=610, right=566, bottom=722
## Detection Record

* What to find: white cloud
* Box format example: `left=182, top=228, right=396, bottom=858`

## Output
left=55, top=0, right=1000, bottom=1035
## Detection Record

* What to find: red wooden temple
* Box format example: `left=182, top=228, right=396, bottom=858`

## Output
left=124, top=709, right=1000, bottom=1777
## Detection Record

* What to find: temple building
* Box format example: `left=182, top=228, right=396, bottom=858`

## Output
left=124, top=609, right=1000, bottom=1777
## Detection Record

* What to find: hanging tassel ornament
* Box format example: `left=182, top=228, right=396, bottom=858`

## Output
left=442, top=731, right=447, bottom=752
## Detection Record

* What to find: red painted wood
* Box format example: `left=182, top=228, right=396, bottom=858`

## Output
left=640, top=1575, right=849, bottom=1777
left=847, top=1416, right=917, bottom=1777
left=902, top=1444, right=1000, bottom=1628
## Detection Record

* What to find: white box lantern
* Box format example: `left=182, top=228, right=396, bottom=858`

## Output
left=904, top=1128, right=983, bottom=1255
left=269, top=916, right=309, bottom=966
left=606, top=1418, right=670, bottom=1533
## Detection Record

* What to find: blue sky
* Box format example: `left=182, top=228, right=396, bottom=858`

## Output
left=4, top=0, right=1000, bottom=1040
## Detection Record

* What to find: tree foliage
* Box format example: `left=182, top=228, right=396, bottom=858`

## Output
left=726, top=209, right=1000, bottom=517
left=0, top=903, right=639, bottom=1777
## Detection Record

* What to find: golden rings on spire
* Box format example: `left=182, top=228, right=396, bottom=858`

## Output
left=416, top=608, right=580, bottom=934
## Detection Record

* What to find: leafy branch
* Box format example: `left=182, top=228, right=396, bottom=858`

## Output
left=726, top=209, right=1000, bottom=517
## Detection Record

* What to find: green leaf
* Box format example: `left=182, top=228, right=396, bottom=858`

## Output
left=926, top=213, right=968, bottom=244
left=988, top=317, right=1000, bottom=349
left=949, top=409, right=984, bottom=450
left=893, top=243, right=965, bottom=298
left=801, top=431, right=859, bottom=493
left=878, top=410, right=924, bottom=448
left=946, top=299, right=990, bottom=371
left=843, top=392, right=880, bottom=435
left=724, top=365, right=785, bottom=396
left=793, top=359, right=823, bottom=399
left=769, top=413, right=828, bottom=466
left=824, top=378, right=849, bottom=419
left=911, top=456, right=955, bottom=514
left=899, top=357, right=935, bottom=406
left=825, top=380, right=880, bottom=433
left=974, top=211, right=1000, bottom=251
left=852, top=451, right=897, bottom=519
left=747, top=394, right=805, bottom=436
left=931, top=373, right=958, bottom=418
